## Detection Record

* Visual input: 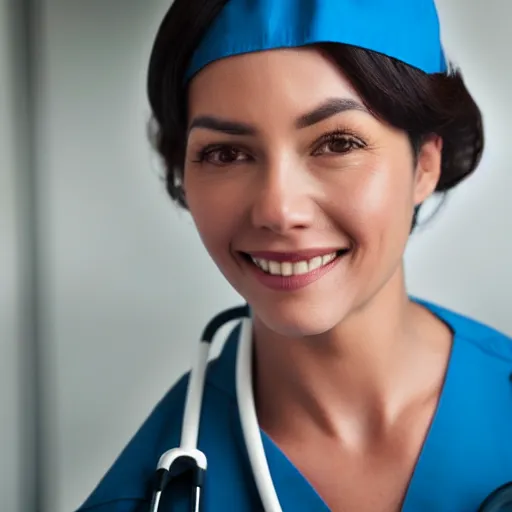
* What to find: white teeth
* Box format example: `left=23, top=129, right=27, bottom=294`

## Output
left=308, top=256, right=322, bottom=271
left=268, top=261, right=281, bottom=275
left=257, top=259, right=269, bottom=271
left=322, top=253, right=336, bottom=265
left=294, top=261, right=309, bottom=275
left=251, top=251, right=341, bottom=276
left=281, top=262, right=293, bottom=276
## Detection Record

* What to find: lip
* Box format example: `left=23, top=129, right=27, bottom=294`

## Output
left=244, top=247, right=344, bottom=263
left=241, top=249, right=348, bottom=291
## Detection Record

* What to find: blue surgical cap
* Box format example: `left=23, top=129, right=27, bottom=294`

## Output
left=185, top=0, right=448, bottom=82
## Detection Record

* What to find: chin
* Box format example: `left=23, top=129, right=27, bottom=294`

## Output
left=251, top=299, right=349, bottom=339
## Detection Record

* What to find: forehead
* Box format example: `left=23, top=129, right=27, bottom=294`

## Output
left=187, top=47, right=362, bottom=120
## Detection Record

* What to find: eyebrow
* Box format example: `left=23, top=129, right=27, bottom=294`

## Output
left=188, top=116, right=256, bottom=136
left=188, top=97, right=368, bottom=136
left=295, top=98, right=369, bottom=129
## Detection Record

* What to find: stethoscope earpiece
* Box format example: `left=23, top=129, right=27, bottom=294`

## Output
left=149, top=448, right=207, bottom=512
left=150, top=305, right=251, bottom=512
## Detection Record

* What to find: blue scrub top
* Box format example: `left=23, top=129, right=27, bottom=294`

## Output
left=76, top=299, right=512, bottom=512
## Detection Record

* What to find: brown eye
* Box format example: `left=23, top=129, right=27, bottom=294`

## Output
left=313, top=133, right=365, bottom=156
left=328, top=139, right=351, bottom=153
left=198, top=146, right=251, bottom=165
left=213, top=148, right=240, bottom=163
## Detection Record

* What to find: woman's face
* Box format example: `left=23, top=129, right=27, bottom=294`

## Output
left=184, top=47, right=441, bottom=337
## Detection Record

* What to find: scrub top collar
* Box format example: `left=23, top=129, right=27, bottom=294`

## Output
left=206, top=297, right=512, bottom=397
left=205, top=298, right=512, bottom=511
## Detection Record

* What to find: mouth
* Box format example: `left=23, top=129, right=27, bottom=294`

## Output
left=239, top=249, right=350, bottom=291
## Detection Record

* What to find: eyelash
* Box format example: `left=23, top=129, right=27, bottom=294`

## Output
left=313, top=130, right=366, bottom=156
left=192, top=130, right=366, bottom=165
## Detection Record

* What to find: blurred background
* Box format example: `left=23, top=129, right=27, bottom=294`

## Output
left=1, top=0, right=511, bottom=511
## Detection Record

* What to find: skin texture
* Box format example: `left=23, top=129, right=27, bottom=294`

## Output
left=184, top=47, right=453, bottom=511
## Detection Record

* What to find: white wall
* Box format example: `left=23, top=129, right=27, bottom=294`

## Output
left=34, top=1, right=512, bottom=511
left=36, top=2, right=241, bottom=511
left=405, top=0, right=512, bottom=327
left=0, top=1, right=22, bottom=511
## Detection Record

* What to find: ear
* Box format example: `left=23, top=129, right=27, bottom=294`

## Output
left=413, top=134, right=443, bottom=205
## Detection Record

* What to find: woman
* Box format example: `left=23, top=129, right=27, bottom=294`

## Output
left=77, top=0, right=512, bottom=511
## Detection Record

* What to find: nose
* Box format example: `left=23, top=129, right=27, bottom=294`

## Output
left=250, top=157, right=315, bottom=234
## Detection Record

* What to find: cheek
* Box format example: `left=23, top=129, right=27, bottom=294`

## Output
left=184, top=174, right=242, bottom=268
left=329, top=155, right=415, bottom=253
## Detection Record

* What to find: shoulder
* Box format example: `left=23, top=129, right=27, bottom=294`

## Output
left=417, top=299, right=512, bottom=498
left=416, top=297, right=512, bottom=365
left=75, top=358, right=235, bottom=512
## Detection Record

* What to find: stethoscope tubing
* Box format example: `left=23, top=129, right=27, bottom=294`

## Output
left=478, top=481, right=512, bottom=511
left=236, top=317, right=283, bottom=512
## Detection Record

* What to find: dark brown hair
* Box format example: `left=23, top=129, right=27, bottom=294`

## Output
left=147, top=0, right=484, bottom=229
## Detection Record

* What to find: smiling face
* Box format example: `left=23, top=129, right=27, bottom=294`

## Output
left=183, top=47, right=441, bottom=337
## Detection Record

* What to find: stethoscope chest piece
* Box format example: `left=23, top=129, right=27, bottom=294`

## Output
left=478, top=482, right=512, bottom=512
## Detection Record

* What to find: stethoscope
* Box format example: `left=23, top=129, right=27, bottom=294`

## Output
left=148, top=305, right=512, bottom=512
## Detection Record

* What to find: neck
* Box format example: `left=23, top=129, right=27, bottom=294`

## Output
left=252, top=267, right=452, bottom=447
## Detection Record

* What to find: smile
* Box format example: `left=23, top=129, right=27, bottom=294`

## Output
left=241, top=249, right=350, bottom=291
left=251, top=252, right=339, bottom=276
